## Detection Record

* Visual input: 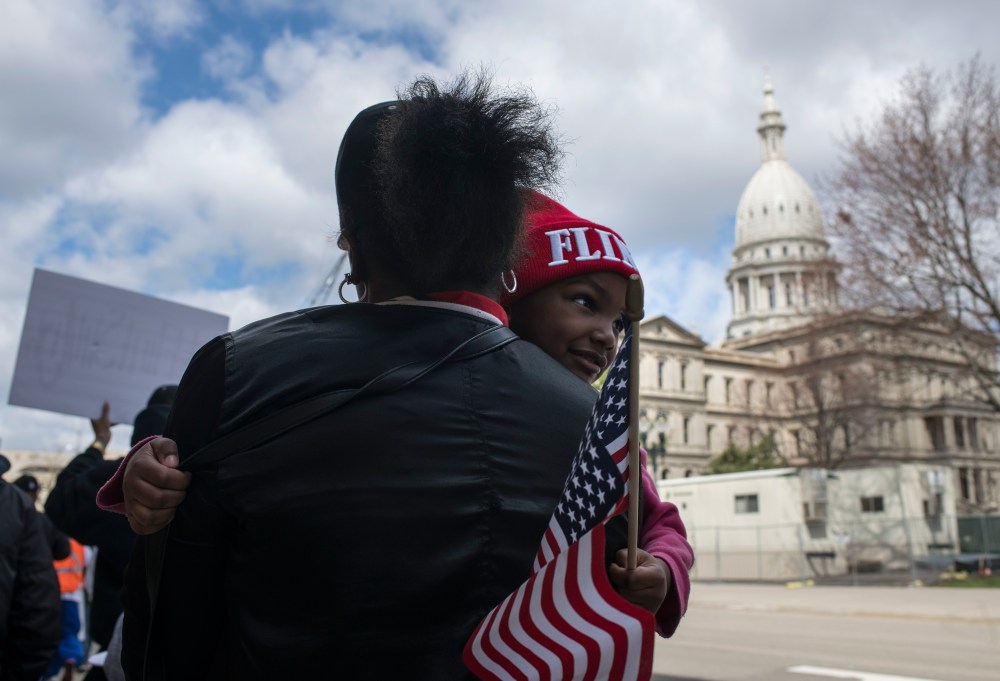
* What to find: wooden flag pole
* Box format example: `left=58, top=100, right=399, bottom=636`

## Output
left=624, top=274, right=645, bottom=570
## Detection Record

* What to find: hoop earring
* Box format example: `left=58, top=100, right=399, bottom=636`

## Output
left=338, top=274, right=369, bottom=304
left=501, top=270, right=517, bottom=294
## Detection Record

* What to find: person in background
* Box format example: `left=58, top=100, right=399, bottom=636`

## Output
left=45, top=388, right=176, bottom=681
left=503, top=192, right=694, bottom=636
left=45, top=537, right=87, bottom=680
left=0, top=453, right=61, bottom=681
left=13, top=475, right=69, bottom=563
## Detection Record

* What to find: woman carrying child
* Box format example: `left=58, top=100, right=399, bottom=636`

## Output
left=104, top=74, right=692, bottom=677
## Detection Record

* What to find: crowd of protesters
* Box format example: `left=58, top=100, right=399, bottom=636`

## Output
left=0, top=388, right=174, bottom=681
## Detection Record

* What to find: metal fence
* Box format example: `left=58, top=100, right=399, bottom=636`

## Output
left=687, top=514, right=971, bottom=584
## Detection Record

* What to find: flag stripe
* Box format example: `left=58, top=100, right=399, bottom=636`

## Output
left=559, top=531, right=613, bottom=681
left=495, top=585, right=548, bottom=681
left=489, top=595, right=535, bottom=681
left=537, top=550, right=589, bottom=678
left=515, top=570, right=568, bottom=680
left=468, top=596, right=519, bottom=681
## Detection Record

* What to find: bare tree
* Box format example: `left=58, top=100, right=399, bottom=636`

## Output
left=828, top=55, right=1000, bottom=411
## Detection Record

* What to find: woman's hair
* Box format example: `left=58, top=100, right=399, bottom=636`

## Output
left=356, top=70, right=562, bottom=293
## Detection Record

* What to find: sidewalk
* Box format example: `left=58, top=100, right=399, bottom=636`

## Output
left=689, top=581, right=1000, bottom=624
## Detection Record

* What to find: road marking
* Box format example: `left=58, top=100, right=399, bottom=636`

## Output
left=788, top=665, right=950, bottom=681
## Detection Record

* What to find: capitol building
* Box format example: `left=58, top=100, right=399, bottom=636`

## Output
left=638, top=79, right=1000, bottom=515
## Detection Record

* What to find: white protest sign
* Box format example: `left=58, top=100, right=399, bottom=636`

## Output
left=8, top=269, right=229, bottom=424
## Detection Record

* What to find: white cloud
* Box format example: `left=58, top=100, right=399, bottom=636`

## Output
left=0, top=0, right=148, bottom=198
left=5, top=0, right=1000, bottom=451
left=202, top=35, right=254, bottom=84
left=112, top=0, right=203, bottom=40
left=636, top=246, right=733, bottom=344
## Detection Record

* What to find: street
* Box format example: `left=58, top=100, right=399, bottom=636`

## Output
left=652, top=583, right=1000, bottom=681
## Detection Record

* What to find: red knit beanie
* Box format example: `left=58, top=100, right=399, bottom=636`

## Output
left=503, top=192, right=639, bottom=306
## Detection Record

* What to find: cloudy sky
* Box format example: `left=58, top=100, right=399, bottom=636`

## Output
left=3, top=0, right=1000, bottom=453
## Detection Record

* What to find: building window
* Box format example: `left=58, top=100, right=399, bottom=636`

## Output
left=704, top=375, right=711, bottom=397
left=860, top=496, right=885, bottom=513
left=765, top=382, right=774, bottom=407
left=735, top=494, right=759, bottom=514
left=968, top=418, right=979, bottom=451
left=745, top=379, right=754, bottom=408
left=725, top=377, right=733, bottom=404
left=924, top=493, right=943, bottom=517
left=683, top=417, right=690, bottom=444
left=954, top=418, right=966, bottom=449
left=959, top=468, right=970, bottom=500
left=881, top=419, right=896, bottom=446
left=785, top=283, right=792, bottom=306
left=765, top=247, right=771, bottom=258
left=924, top=417, right=945, bottom=452
left=790, top=382, right=799, bottom=407
left=657, top=361, right=664, bottom=389
left=792, top=429, right=801, bottom=457
left=680, top=363, right=688, bottom=391
left=783, top=245, right=789, bottom=256
left=706, top=424, right=714, bottom=450
left=767, top=285, right=775, bottom=308
left=728, top=425, right=736, bottom=445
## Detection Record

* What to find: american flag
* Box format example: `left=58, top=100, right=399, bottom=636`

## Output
left=463, top=322, right=654, bottom=681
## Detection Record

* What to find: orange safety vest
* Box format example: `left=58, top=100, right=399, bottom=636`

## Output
left=53, top=538, right=86, bottom=594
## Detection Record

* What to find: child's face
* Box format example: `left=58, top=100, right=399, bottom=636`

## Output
left=509, top=272, right=628, bottom=384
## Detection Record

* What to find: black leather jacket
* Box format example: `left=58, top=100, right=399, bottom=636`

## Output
left=122, top=303, right=628, bottom=680
left=0, top=483, right=60, bottom=681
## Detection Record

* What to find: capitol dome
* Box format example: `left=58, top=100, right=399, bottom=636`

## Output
left=725, top=77, right=840, bottom=340
left=734, top=78, right=825, bottom=250
left=735, top=159, right=824, bottom=249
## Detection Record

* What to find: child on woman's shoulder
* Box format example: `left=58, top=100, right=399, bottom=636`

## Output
left=504, top=192, right=694, bottom=637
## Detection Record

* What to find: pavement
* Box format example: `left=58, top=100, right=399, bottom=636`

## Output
left=688, top=581, right=1000, bottom=625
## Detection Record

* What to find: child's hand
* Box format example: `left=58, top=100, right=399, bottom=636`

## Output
left=608, top=549, right=671, bottom=614
left=123, top=437, right=190, bottom=535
